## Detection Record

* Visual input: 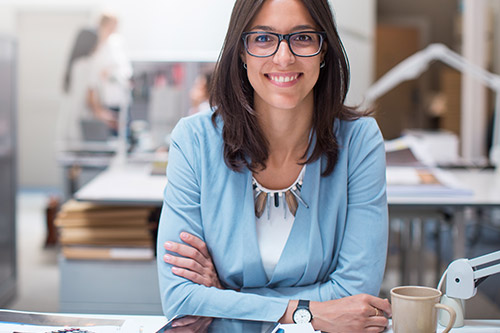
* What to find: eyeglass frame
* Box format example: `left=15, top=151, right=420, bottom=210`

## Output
left=241, top=31, right=327, bottom=58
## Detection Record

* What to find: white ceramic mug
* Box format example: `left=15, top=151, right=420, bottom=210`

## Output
left=391, top=286, right=456, bottom=333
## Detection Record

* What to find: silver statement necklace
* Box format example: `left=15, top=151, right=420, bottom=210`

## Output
left=252, top=166, right=309, bottom=219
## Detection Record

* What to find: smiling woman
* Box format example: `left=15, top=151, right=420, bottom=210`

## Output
left=156, top=0, right=391, bottom=332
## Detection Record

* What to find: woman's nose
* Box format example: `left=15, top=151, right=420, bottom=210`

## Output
left=272, top=40, right=295, bottom=67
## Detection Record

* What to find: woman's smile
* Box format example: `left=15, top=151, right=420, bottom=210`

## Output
left=265, top=72, right=302, bottom=87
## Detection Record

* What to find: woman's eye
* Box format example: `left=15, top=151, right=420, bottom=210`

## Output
left=254, top=34, right=274, bottom=43
left=294, top=34, right=312, bottom=42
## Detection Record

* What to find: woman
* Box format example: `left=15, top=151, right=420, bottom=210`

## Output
left=58, top=28, right=98, bottom=145
left=157, top=0, right=391, bottom=331
left=87, top=13, right=132, bottom=135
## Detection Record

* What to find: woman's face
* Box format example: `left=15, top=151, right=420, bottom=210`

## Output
left=242, top=0, right=324, bottom=113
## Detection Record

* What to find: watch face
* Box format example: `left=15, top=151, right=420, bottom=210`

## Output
left=293, top=308, right=312, bottom=324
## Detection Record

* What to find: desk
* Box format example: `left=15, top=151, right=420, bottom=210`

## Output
left=388, top=169, right=500, bottom=286
left=74, top=163, right=167, bottom=205
left=67, top=163, right=167, bottom=314
left=385, top=320, right=500, bottom=332
left=1, top=310, right=498, bottom=333
left=0, top=309, right=168, bottom=332
left=57, top=142, right=117, bottom=198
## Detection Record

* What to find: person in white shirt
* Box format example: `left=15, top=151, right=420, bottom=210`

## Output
left=87, top=13, right=133, bottom=136
left=188, top=71, right=213, bottom=116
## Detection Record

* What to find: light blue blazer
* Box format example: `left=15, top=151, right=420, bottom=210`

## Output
left=157, top=110, right=388, bottom=322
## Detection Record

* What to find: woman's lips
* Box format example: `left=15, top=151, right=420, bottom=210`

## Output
left=265, top=73, right=302, bottom=87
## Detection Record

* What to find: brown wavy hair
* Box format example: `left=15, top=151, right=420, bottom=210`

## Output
left=210, top=0, right=369, bottom=176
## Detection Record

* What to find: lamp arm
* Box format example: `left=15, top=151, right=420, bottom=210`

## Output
left=365, top=42, right=500, bottom=165
left=365, top=43, right=500, bottom=104
left=469, top=249, right=500, bottom=266
left=470, top=249, right=500, bottom=279
left=474, top=263, right=500, bottom=280
left=436, top=45, right=500, bottom=91
left=364, top=46, right=435, bottom=103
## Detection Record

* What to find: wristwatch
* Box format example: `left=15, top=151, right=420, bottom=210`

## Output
left=292, top=299, right=313, bottom=324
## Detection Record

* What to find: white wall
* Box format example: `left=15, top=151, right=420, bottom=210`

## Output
left=0, top=6, right=16, bottom=36
left=330, top=0, right=376, bottom=106
left=17, top=10, right=92, bottom=190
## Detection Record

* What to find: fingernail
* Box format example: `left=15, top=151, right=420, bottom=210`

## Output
left=180, top=232, right=189, bottom=240
left=164, top=254, right=171, bottom=261
left=164, top=242, right=172, bottom=249
left=172, top=267, right=180, bottom=273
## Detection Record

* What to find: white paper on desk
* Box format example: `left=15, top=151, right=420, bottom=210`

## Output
left=386, top=166, right=473, bottom=197
left=274, top=323, right=320, bottom=332
left=0, top=323, right=121, bottom=332
left=386, top=166, right=421, bottom=185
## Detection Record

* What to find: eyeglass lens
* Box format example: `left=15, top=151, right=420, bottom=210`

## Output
left=245, top=32, right=323, bottom=57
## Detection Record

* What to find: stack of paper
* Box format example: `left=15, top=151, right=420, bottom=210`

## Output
left=55, top=200, right=156, bottom=260
left=386, top=166, right=473, bottom=197
left=385, top=136, right=472, bottom=197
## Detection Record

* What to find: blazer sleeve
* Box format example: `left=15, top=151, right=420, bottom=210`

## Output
left=157, top=119, right=289, bottom=321
left=239, top=118, right=388, bottom=301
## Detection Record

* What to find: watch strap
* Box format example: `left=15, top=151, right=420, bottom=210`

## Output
left=297, top=299, right=310, bottom=308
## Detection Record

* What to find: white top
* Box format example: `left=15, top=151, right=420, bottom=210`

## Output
left=254, top=166, right=306, bottom=280
left=88, top=34, right=132, bottom=107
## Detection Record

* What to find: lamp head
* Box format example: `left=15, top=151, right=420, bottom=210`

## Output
left=445, top=259, right=477, bottom=299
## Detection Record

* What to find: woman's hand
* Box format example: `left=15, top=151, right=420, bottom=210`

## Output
left=163, top=316, right=213, bottom=332
left=164, top=232, right=223, bottom=289
left=310, top=294, right=391, bottom=332
left=281, top=294, right=391, bottom=332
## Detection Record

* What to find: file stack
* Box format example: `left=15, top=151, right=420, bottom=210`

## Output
left=55, top=200, right=156, bottom=261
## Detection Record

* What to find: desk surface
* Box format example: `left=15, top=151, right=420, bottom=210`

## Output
left=386, top=320, right=500, bottom=333
left=75, top=165, right=500, bottom=207
left=0, top=309, right=168, bottom=332
left=74, top=163, right=167, bottom=205
left=1, top=310, right=498, bottom=333
left=388, top=169, right=500, bottom=206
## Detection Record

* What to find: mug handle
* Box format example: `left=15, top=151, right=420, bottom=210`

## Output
left=435, top=303, right=456, bottom=333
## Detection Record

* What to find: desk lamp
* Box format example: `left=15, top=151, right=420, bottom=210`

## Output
left=364, top=43, right=500, bottom=167
left=437, top=250, right=500, bottom=327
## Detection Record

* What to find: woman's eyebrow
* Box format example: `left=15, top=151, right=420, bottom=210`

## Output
left=247, top=24, right=317, bottom=32
left=292, top=24, right=317, bottom=31
left=248, top=25, right=275, bottom=31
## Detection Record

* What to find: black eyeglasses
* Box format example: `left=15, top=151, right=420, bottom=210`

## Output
left=242, top=31, right=326, bottom=58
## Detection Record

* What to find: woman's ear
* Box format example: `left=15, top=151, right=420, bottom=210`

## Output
left=321, top=42, right=327, bottom=62
left=240, top=52, right=247, bottom=68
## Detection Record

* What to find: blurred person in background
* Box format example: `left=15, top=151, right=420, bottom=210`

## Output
left=188, top=71, right=213, bottom=115
left=87, top=13, right=133, bottom=136
left=58, top=28, right=98, bottom=145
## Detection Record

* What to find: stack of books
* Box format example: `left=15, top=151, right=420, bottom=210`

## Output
left=55, top=200, right=156, bottom=261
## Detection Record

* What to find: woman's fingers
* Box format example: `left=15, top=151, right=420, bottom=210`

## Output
left=171, top=266, right=208, bottom=286
left=164, top=253, right=205, bottom=272
left=180, top=232, right=211, bottom=259
left=368, top=296, right=392, bottom=317
left=365, top=315, right=389, bottom=329
left=164, top=241, right=207, bottom=264
left=163, top=235, right=222, bottom=289
left=170, top=316, right=199, bottom=327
